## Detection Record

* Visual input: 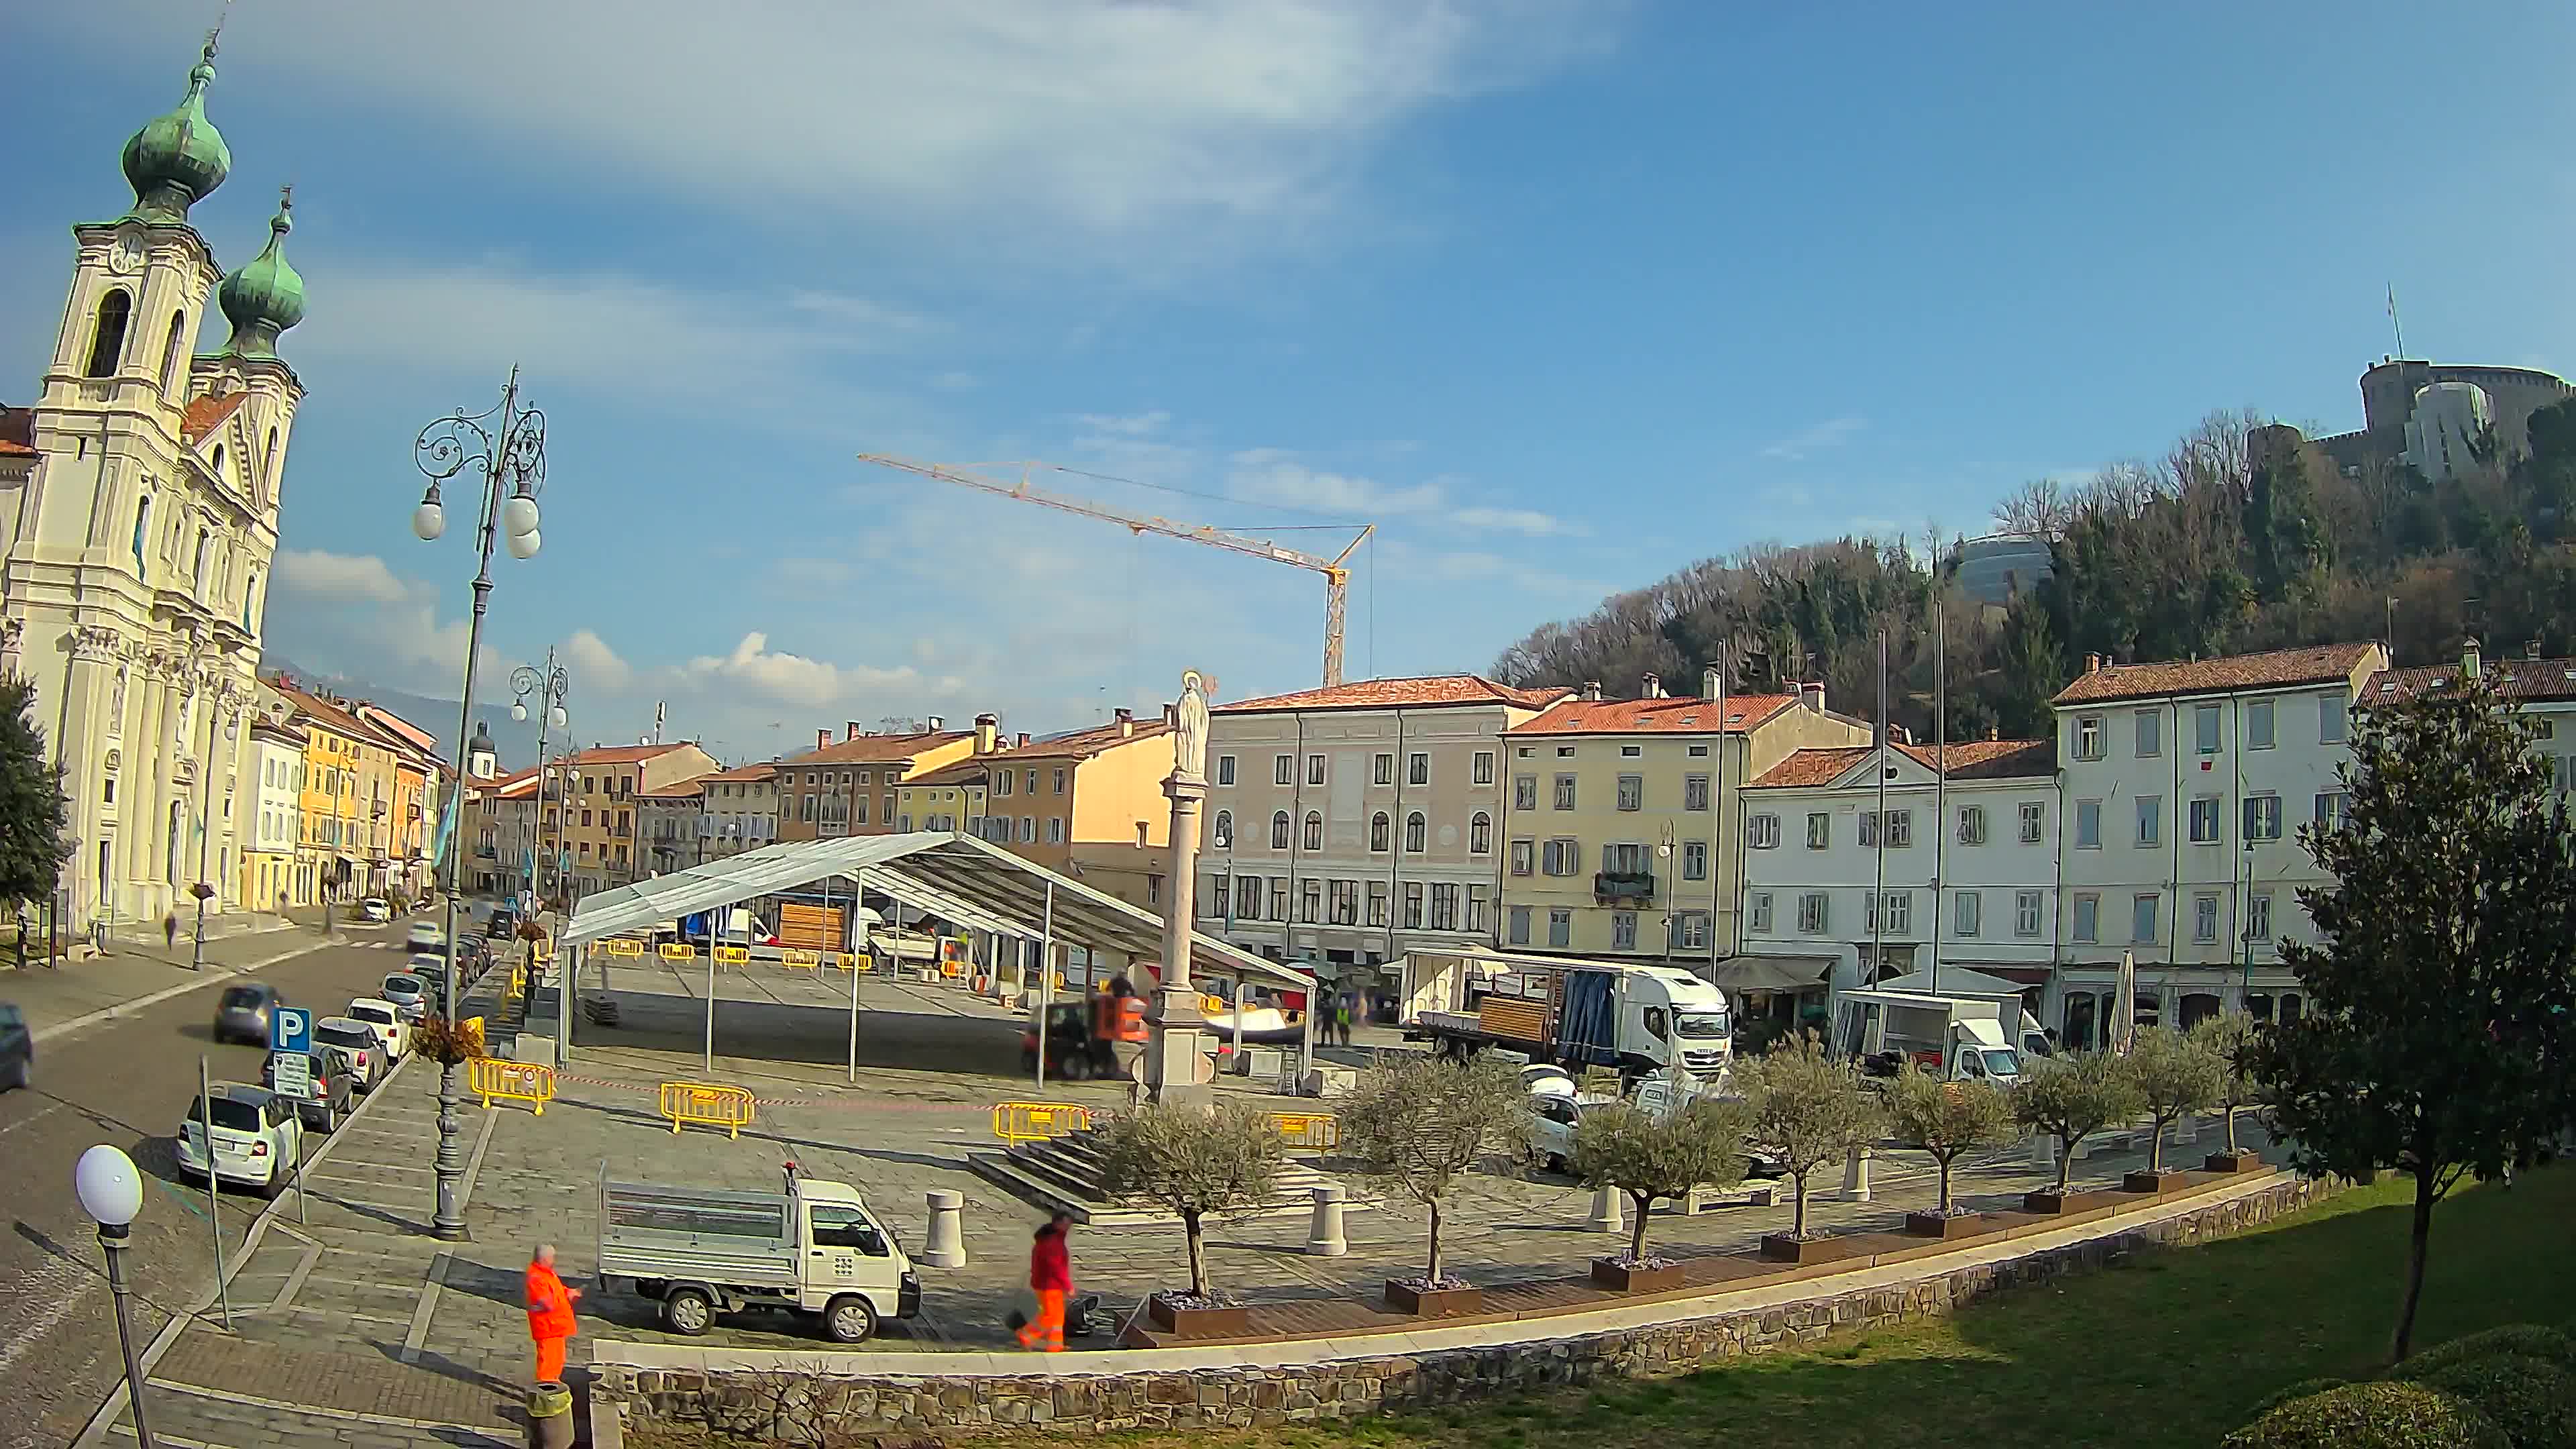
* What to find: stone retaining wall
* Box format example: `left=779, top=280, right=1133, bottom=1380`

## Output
left=597, top=1173, right=2335, bottom=1438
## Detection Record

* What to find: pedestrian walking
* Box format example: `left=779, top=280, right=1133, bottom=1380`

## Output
left=162, top=910, right=178, bottom=951
left=1015, top=1212, right=1074, bottom=1352
left=524, top=1243, right=582, bottom=1384
left=1335, top=991, right=1354, bottom=1047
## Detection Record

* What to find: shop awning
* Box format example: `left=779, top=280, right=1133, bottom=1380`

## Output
left=1869, top=965, right=2043, bottom=997
left=1702, top=955, right=1834, bottom=996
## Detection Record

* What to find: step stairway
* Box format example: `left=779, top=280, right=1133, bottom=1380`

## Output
left=967, top=1125, right=1374, bottom=1228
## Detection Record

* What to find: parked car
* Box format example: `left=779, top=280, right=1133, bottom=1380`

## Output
left=261, top=1049, right=356, bottom=1132
left=313, top=1016, right=388, bottom=1091
left=358, top=898, right=393, bottom=924
left=1, top=1003, right=30, bottom=1090
left=1521, top=1063, right=1580, bottom=1100
left=486, top=907, right=520, bottom=941
left=176, top=1083, right=305, bottom=1197
left=406, top=922, right=447, bottom=955
left=1526, top=1092, right=1587, bottom=1173
left=214, top=983, right=286, bottom=1046
left=345, top=998, right=411, bottom=1059
left=378, top=973, right=430, bottom=1022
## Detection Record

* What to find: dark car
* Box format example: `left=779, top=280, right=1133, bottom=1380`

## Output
left=486, top=908, right=519, bottom=941
left=260, top=1049, right=356, bottom=1131
left=214, top=983, right=285, bottom=1046
left=1, top=1003, right=30, bottom=1090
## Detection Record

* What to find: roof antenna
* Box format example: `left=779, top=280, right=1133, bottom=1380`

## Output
left=2386, top=282, right=2406, bottom=360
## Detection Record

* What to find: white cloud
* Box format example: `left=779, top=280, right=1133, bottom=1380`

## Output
left=1760, top=416, right=1868, bottom=461
left=1077, top=411, right=1174, bottom=439
left=39, top=1, right=1619, bottom=260
left=1226, top=452, right=1445, bottom=517
left=265, top=549, right=506, bottom=696
left=564, top=629, right=633, bottom=692
left=273, top=548, right=415, bottom=606
left=1451, top=505, right=1583, bottom=537
left=668, top=632, right=937, bottom=710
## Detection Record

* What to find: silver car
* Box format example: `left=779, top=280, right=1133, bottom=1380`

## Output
left=214, top=983, right=284, bottom=1046
left=379, top=973, right=430, bottom=1022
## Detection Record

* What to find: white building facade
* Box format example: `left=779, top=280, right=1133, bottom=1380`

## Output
left=242, top=716, right=304, bottom=910
left=2049, top=642, right=2387, bottom=1046
left=1739, top=738, right=2060, bottom=1015
left=1203, top=676, right=1567, bottom=982
left=0, top=38, right=307, bottom=926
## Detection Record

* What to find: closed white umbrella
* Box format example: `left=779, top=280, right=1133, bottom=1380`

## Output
left=2113, top=949, right=2138, bottom=1056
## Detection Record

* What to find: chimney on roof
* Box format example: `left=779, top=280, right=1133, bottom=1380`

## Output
left=817, top=729, right=830, bottom=751
left=1701, top=666, right=1722, bottom=702
left=926, top=714, right=945, bottom=732
left=2084, top=652, right=2102, bottom=674
left=1016, top=732, right=1030, bottom=749
left=1986, top=726, right=2000, bottom=742
left=1642, top=672, right=1663, bottom=699
left=1581, top=680, right=1603, bottom=702
left=975, top=712, right=999, bottom=755
left=2528, top=638, right=2545, bottom=661
left=1800, top=680, right=1825, bottom=714
left=845, top=720, right=863, bottom=741
left=2463, top=636, right=2483, bottom=680
left=1114, top=706, right=1134, bottom=737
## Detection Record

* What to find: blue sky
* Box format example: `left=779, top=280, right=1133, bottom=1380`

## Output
left=9, top=1, right=2574, bottom=765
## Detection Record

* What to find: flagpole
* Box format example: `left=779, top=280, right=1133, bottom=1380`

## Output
left=1931, top=597, right=1945, bottom=997
left=1873, top=628, right=1887, bottom=983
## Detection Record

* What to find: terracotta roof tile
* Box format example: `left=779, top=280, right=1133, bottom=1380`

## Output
left=0, top=440, right=34, bottom=458
left=1752, top=737, right=2055, bottom=788
left=780, top=731, right=971, bottom=767
left=910, top=720, right=1174, bottom=786
left=2367, top=657, right=2576, bottom=706
left=563, top=742, right=703, bottom=766
left=180, top=392, right=246, bottom=445
left=637, top=777, right=709, bottom=799
left=1216, top=675, right=1569, bottom=714
left=2051, top=643, right=2382, bottom=706
left=700, top=762, right=779, bottom=783
left=0, top=406, right=32, bottom=453
left=267, top=682, right=374, bottom=743
left=1511, top=694, right=1799, bottom=736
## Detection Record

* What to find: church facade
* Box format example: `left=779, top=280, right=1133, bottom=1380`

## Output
left=0, top=34, right=309, bottom=927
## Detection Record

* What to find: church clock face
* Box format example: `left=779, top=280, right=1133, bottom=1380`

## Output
left=109, top=228, right=147, bottom=276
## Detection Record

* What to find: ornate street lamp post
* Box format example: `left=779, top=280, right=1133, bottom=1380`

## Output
left=512, top=653, right=570, bottom=904
left=411, top=367, right=545, bottom=1241
left=76, top=1144, right=153, bottom=1449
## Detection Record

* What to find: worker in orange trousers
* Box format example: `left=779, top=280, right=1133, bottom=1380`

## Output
left=525, top=1244, right=582, bottom=1383
left=1016, top=1212, right=1073, bottom=1352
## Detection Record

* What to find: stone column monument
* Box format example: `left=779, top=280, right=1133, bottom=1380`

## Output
left=1144, top=669, right=1214, bottom=1106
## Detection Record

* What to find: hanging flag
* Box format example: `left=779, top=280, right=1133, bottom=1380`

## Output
left=429, top=789, right=460, bottom=869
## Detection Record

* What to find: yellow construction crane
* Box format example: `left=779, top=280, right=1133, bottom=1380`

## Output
left=855, top=453, right=1375, bottom=687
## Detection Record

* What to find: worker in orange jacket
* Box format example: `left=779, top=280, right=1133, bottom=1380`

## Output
left=525, top=1244, right=582, bottom=1384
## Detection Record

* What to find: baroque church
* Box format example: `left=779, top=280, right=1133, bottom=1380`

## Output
left=0, top=32, right=307, bottom=927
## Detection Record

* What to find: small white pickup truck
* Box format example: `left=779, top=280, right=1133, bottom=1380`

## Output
left=596, top=1165, right=922, bottom=1343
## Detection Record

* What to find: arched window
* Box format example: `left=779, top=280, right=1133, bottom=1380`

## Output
left=130, top=494, right=151, bottom=570
left=262, top=427, right=279, bottom=497
left=1405, top=812, right=1427, bottom=853
left=1270, top=810, right=1291, bottom=849
left=87, top=289, right=133, bottom=378
left=241, top=568, right=258, bottom=627
left=211, top=445, right=225, bottom=482
left=1470, top=811, right=1492, bottom=855
left=1369, top=811, right=1390, bottom=852
left=1302, top=812, right=1323, bottom=852
left=1211, top=809, right=1232, bottom=849
left=158, top=311, right=186, bottom=394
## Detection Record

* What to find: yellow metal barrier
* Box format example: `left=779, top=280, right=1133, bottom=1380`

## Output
left=941, top=958, right=964, bottom=979
left=658, top=1081, right=757, bottom=1138
left=603, top=938, right=645, bottom=958
left=841, top=952, right=869, bottom=972
left=991, top=1102, right=1093, bottom=1142
left=1269, top=1112, right=1341, bottom=1149
left=781, top=948, right=819, bottom=970
left=508, top=965, right=527, bottom=998
left=471, top=1058, right=556, bottom=1115
left=713, top=945, right=750, bottom=966
left=659, top=943, right=698, bottom=963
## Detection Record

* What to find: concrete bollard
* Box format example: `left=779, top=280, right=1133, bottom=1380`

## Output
left=1305, top=1184, right=1348, bottom=1256
left=2174, top=1113, right=2197, bottom=1145
left=1588, top=1183, right=1625, bottom=1234
left=1838, top=1144, right=1873, bottom=1201
left=2072, top=1132, right=2094, bottom=1161
left=2031, top=1132, right=2058, bottom=1175
left=922, top=1190, right=967, bottom=1268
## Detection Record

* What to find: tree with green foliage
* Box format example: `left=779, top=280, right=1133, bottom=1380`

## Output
left=1096, top=1102, right=1285, bottom=1301
left=2012, top=1051, right=2144, bottom=1193
left=1570, top=1096, right=1754, bottom=1266
left=2250, top=669, right=2576, bottom=1363
left=2189, top=1012, right=2261, bottom=1156
left=2125, top=1026, right=2227, bottom=1173
left=1736, top=1035, right=1884, bottom=1240
left=2220, top=1381, right=2507, bottom=1449
left=1883, top=1065, right=2016, bottom=1216
left=0, top=675, right=72, bottom=909
left=1338, top=1053, right=1528, bottom=1287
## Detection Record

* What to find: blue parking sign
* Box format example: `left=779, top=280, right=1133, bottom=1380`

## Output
left=271, top=1006, right=311, bottom=1055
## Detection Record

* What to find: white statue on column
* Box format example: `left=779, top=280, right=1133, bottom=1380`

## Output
left=1175, top=669, right=1210, bottom=783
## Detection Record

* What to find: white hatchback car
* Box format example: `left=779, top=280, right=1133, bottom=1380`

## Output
left=345, top=998, right=411, bottom=1059
left=358, top=898, right=393, bottom=924
left=313, top=1016, right=388, bottom=1091
left=176, top=1083, right=305, bottom=1198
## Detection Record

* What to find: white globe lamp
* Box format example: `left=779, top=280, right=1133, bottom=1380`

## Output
left=76, top=1144, right=144, bottom=1228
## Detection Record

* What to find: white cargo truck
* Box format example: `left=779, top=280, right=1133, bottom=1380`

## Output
left=1400, top=948, right=1733, bottom=1081
left=1828, top=987, right=2035, bottom=1087
left=596, top=1165, right=921, bottom=1343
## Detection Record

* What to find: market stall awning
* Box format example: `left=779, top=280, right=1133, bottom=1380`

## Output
left=1702, top=954, right=1835, bottom=996
left=1868, top=965, right=2041, bottom=997
left=564, top=832, right=1311, bottom=990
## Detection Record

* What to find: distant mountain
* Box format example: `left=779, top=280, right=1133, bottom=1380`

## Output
left=258, top=653, right=541, bottom=769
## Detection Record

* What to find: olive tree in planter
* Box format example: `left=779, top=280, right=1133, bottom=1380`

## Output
left=2012, top=1051, right=2143, bottom=1205
left=1096, top=1100, right=1284, bottom=1335
left=2122, top=1025, right=2226, bottom=1186
left=1339, top=1052, right=1527, bottom=1316
left=2189, top=1012, right=2265, bottom=1171
left=1738, top=1035, right=1884, bottom=1263
left=1884, top=1064, right=2015, bottom=1237
left=1570, top=1096, right=1753, bottom=1290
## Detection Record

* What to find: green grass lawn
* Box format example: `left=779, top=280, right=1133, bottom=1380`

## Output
left=1078, top=1165, right=2574, bottom=1449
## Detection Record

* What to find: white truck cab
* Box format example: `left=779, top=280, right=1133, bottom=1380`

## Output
left=1830, top=987, right=2031, bottom=1086
left=597, top=1166, right=921, bottom=1343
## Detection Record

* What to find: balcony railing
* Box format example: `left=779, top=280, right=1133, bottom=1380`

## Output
left=1593, top=870, right=1656, bottom=902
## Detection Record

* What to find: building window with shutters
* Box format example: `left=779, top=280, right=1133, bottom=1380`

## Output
left=1514, top=775, right=1538, bottom=810
left=1611, top=911, right=1636, bottom=951
left=1472, top=751, right=1495, bottom=785
left=1546, top=908, right=1570, bottom=947
left=1371, top=812, right=1390, bottom=852
left=1509, top=839, right=1534, bottom=875
left=1507, top=905, right=1531, bottom=945
left=1616, top=775, right=1642, bottom=811
left=1271, top=811, right=1291, bottom=849
left=1403, top=882, right=1425, bottom=928
left=1466, top=883, right=1487, bottom=933
left=1366, top=881, right=1388, bottom=926
left=1469, top=812, right=1491, bottom=853
left=1553, top=774, right=1576, bottom=810
left=1430, top=883, right=1458, bottom=930
left=1303, top=812, right=1324, bottom=851
left=1301, top=880, right=1322, bottom=923
left=1682, top=840, right=1707, bottom=880
left=1405, top=812, right=1426, bottom=852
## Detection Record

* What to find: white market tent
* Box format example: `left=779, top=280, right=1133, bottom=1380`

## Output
left=564, top=830, right=1310, bottom=987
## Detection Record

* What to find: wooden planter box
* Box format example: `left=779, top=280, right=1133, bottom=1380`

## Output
left=1590, top=1257, right=1686, bottom=1293
left=2022, top=1187, right=2132, bottom=1215
left=1383, top=1279, right=1484, bottom=1317
left=1758, top=1232, right=1867, bottom=1265
left=1904, top=1211, right=1992, bottom=1240
left=2204, top=1150, right=2266, bottom=1174
left=2123, top=1169, right=2197, bottom=1193
left=1145, top=1295, right=1250, bottom=1338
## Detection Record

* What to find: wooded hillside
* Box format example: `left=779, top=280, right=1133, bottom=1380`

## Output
left=1491, top=402, right=2576, bottom=742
